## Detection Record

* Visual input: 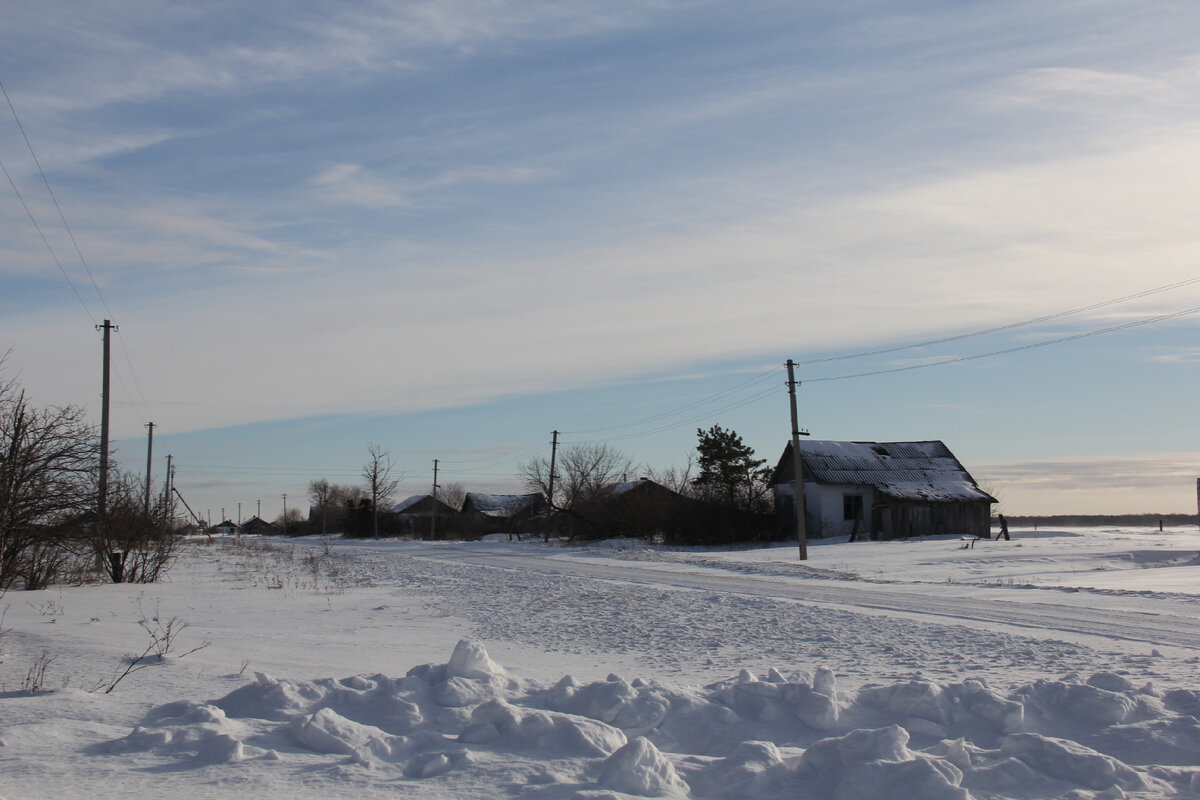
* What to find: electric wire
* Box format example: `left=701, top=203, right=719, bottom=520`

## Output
left=793, top=275, right=1200, bottom=367
left=560, top=364, right=781, bottom=437
left=0, top=155, right=95, bottom=323
left=802, top=305, right=1200, bottom=383
left=2, top=78, right=155, bottom=421
left=2, top=79, right=112, bottom=319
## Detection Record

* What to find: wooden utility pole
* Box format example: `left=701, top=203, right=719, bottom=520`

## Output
left=544, top=431, right=559, bottom=543
left=786, top=359, right=809, bottom=560
left=547, top=430, right=559, bottom=509
left=431, top=459, right=440, bottom=540
left=163, top=454, right=173, bottom=521
left=144, top=422, right=155, bottom=516
left=96, top=320, right=117, bottom=537
left=282, top=493, right=288, bottom=536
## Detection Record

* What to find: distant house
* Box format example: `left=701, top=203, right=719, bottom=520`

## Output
left=390, top=494, right=460, bottom=538
left=461, top=492, right=547, bottom=532
left=577, top=477, right=691, bottom=540
left=770, top=440, right=995, bottom=540
left=240, top=516, right=274, bottom=536
left=207, top=519, right=240, bottom=536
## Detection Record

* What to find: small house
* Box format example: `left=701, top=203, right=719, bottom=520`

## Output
left=240, top=516, right=274, bottom=536
left=461, top=492, right=547, bottom=532
left=389, top=494, right=460, bottom=538
left=207, top=519, right=240, bottom=536
left=576, top=478, right=691, bottom=540
left=771, top=440, right=995, bottom=540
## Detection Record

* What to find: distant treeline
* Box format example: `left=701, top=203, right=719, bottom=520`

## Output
left=1003, top=513, right=1198, bottom=528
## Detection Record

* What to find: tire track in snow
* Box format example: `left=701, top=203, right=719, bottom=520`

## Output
left=401, top=547, right=1200, bottom=651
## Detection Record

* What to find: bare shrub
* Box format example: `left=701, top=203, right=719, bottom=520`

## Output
left=0, top=371, right=98, bottom=593
left=23, top=651, right=55, bottom=693
left=96, top=471, right=179, bottom=584
left=96, top=600, right=209, bottom=693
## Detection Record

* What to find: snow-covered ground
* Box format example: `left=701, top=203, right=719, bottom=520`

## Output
left=2, top=526, right=1199, bottom=799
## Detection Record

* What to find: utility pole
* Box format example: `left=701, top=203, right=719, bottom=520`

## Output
left=431, top=459, right=440, bottom=540
left=545, top=431, right=559, bottom=543
left=257, top=499, right=261, bottom=519
left=163, top=454, right=173, bottom=524
left=282, top=493, right=288, bottom=536
left=547, top=430, right=559, bottom=509
left=96, top=320, right=117, bottom=540
left=144, top=422, right=155, bottom=516
left=786, top=360, right=809, bottom=560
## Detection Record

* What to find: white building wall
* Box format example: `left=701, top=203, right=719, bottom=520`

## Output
left=775, top=481, right=876, bottom=538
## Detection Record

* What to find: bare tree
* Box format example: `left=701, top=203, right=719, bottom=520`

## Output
left=362, top=444, right=401, bottom=539
left=97, top=470, right=179, bottom=584
left=646, top=455, right=696, bottom=498
left=0, top=375, right=98, bottom=592
left=438, top=481, right=467, bottom=512
left=308, top=478, right=332, bottom=535
left=273, top=507, right=305, bottom=530
left=520, top=443, right=635, bottom=511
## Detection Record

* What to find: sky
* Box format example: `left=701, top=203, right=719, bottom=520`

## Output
left=2, top=0, right=1199, bottom=521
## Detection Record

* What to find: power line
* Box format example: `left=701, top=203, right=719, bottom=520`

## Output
left=0, top=155, right=95, bottom=323
left=2, top=79, right=155, bottom=421
left=793, top=274, right=1200, bottom=368
left=1, top=79, right=111, bottom=318
left=561, top=365, right=781, bottom=437
left=803, top=304, right=1200, bottom=383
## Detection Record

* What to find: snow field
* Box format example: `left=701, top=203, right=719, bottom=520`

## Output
left=1, top=528, right=1198, bottom=799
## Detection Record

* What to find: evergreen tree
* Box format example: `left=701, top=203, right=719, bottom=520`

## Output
left=693, top=425, right=770, bottom=512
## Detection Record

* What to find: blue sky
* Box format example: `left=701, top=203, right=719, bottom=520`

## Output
left=2, top=1, right=1199, bottom=521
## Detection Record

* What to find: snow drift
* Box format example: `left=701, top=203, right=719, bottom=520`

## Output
left=101, top=639, right=1199, bottom=798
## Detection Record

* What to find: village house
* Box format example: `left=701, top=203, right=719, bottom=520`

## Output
left=461, top=492, right=548, bottom=533
left=389, top=494, right=460, bottom=538
left=239, top=515, right=274, bottom=536
left=771, top=440, right=995, bottom=540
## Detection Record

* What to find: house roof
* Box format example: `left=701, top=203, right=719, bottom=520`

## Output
left=773, top=440, right=996, bottom=504
left=390, top=495, right=458, bottom=515
left=597, top=477, right=682, bottom=500
left=462, top=492, right=543, bottom=518
left=391, top=495, right=427, bottom=513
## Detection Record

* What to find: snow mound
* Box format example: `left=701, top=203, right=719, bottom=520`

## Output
left=598, top=737, right=689, bottom=797
left=795, top=724, right=969, bottom=800
left=101, top=642, right=1195, bottom=797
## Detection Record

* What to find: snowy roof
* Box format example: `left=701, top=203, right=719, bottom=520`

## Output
left=776, top=440, right=995, bottom=504
left=603, top=478, right=656, bottom=497
left=462, top=492, right=544, bottom=518
left=391, top=495, right=427, bottom=514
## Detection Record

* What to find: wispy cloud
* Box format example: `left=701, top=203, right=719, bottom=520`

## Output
left=310, top=164, right=412, bottom=208
left=976, top=453, right=1200, bottom=493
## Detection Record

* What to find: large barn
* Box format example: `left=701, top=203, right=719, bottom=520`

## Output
left=770, top=440, right=996, bottom=540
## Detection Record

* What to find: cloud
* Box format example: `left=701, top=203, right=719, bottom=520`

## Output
left=975, top=453, right=1200, bottom=493
left=1150, top=347, right=1200, bottom=364
left=310, top=164, right=412, bottom=208
left=425, top=165, right=553, bottom=188
left=991, top=67, right=1170, bottom=109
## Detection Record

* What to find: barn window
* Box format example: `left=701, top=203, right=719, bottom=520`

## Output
left=843, top=494, right=864, bottom=521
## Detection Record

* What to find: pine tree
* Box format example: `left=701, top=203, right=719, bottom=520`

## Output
left=693, top=425, right=769, bottom=512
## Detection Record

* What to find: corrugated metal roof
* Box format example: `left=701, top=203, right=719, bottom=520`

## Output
left=463, top=492, right=543, bottom=518
left=786, top=440, right=995, bottom=503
